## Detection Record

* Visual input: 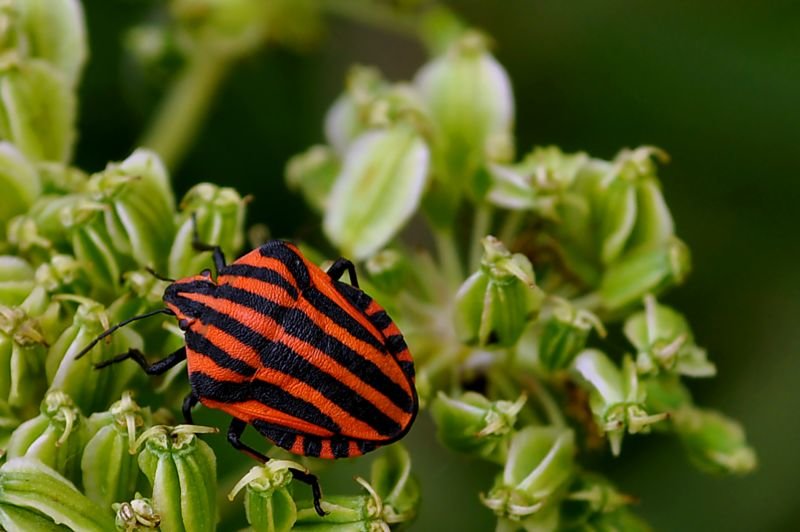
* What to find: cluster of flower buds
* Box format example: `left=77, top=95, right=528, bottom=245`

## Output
left=285, top=18, right=756, bottom=531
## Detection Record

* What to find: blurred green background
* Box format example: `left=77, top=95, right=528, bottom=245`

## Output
left=76, top=1, right=800, bottom=530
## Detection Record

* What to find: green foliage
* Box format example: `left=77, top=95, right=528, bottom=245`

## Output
left=0, top=0, right=755, bottom=530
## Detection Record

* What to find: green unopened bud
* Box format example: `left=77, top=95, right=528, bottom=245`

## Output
left=0, top=255, right=34, bottom=306
left=538, top=300, right=604, bottom=372
left=481, top=427, right=574, bottom=523
left=81, top=392, right=147, bottom=509
left=364, top=249, right=412, bottom=296
left=0, top=304, right=47, bottom=410
left=172, top=0, right=269, bottom=56
left=0, top=141, right=40, bottom=233
left=643, top=375, right=692, bottom=414
left=61, top=203, right=128, bottom=299
left=487, top=146, right=588, bottom=212
left=46, top=299, right=141, bottom=413
left=168, top=182, right=247, bottom=278
left=673, top=407, right=757, bottom=475
left=0, top=457, right=115, bottom=531
left=324, top=66, right=387, bottom=154
left=228, top=460, right=300, bottom=532
left=87, top=149, right=176, bottom=271
left=23, top=193, right=83, bottom=250
left=295, top=477, right=389, bottom=531
left=6, top=390, right=90, bottom=485
left=431, top=391, right=525, bottom=462
left=599, top=237, right=691, bottom=313
left=137, top=425, right=218, bottom=532
left=455, top=236, right=544, bottom=347
left=16, top=0, right=87, bottom=87
left=415, top=30, right=514, bottom=190
left=286, top=145, right=340, bottom=213
left=114, top=493, right=160, bottom=532
left=323, top=124, right=430, bottom=260
left=370, top=444, right=419, bottom=525
left=624, top=295, right=715, bottom=377
left=0, top=57, right=75, bottom=162
left=573, top=351, right=667, bottom=455
left=560, top=473, right=638, bottom=530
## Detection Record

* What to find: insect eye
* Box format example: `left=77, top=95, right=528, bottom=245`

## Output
left=200, top=269, right=212, bottom=278
left=178, top=319, right=190, bottom=330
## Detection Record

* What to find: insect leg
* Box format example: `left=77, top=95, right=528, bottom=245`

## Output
left=290, top=468, right=326, bottom=517
left=226, top=418, right=269, bottom=462
left=182, top=392, right=199, bottom=424
left=227, top=419, right=326, bottom=516
left=94, top=347, right=186, bottom=375
left=327, top=258, right=359, bottom=287
left=191, top=213, right=227, bottom=274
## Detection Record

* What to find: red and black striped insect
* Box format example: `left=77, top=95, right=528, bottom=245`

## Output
left=76, top=232, right=417, bottom=515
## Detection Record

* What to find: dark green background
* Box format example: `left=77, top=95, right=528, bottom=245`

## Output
left=77, top=1, right=800, bottom=530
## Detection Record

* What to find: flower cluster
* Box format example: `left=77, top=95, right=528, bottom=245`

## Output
left=0, top=0, right=754, bottom=530
left=289, top=24, right=756, bottom=531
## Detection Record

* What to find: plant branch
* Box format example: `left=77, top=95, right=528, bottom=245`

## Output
left=140, top=49, right=233, bottom=171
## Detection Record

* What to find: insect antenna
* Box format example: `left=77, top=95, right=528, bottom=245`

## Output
left=145, top=267, right=176, bottom=283
left=74, top=308, right=174, bottom=360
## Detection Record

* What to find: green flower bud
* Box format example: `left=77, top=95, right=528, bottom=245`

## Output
left=87, top=149, right=176, bottom=271
left=46, top=299, right=141, bottom=413
left=487, top=146, right=588, bottom=212
left=0, top=255, right=34, bottom=306
left=364, top=248, right=413, bottom=296
left=560, top=473, right=636, bottom=530
left=228, top=460, right=300, bottom=532
left=324, top=66, right=387, bottom=155
left=171, top=0, right=270, bottom=55
left=61, top=202, right=129, bottom=299
left=672, top=407, right=757, bottom=475
left=0, top=141, right=40, bottom=233
left=415, top=31, right=514, bottom=190
left=481, top=427, right=574, bottom=524
left=599, top=237, right=691, bottom=313
left=294, top=477, right=390, bottom=531
left=642, top=375, right=692, bottom=414
left=0, top=56, right=75, bottom=162
left=81, top=392, right=147, bottom=510
left=0, top=397, right=21, bottom=447
left=455, top=236, right=544, bottom=347
left=113, top=493, right=160, bottom=532
left=369, top=444, right=419, bottom=525
left=538, top=301, right=604, bottom=372
left=6, top=390, right=90, bottom=485
left=22, top=193, right=83, bottom=250
left=15, top=0, right=88, bottom=87
left=624, top=295, right=715, bottom=377
left=168, top=182, right=247, bottom=279
left=323, top=124, right=430, bottom=260
left=136, top=425, right=218, bottom=532
left=0, top=457, right=115, bottom=531
left=0, top=305, right=47, bottom=410
left=431, top=391, right=525, bottom=462
left=286, top=145, right=340, bottom=213
left=573, top=351, right=668, bottom=456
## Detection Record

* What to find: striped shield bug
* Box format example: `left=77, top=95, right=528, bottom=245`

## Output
left=75, top=227, right=418, bottom=516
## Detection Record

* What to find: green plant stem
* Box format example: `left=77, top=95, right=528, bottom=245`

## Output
left=140, top=49, right=233, bottom=171
left=518, top=374, right=565, bottom=427
left=322, top=0, right=420, bottom=40
left=469, top=204, right=493, bottom=272
left=499, top=210, right=524, bottom=246
left=432, top=227, right=463, bottom=289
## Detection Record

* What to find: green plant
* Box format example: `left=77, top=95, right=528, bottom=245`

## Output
left=0, top=1, right=755, bottom=530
